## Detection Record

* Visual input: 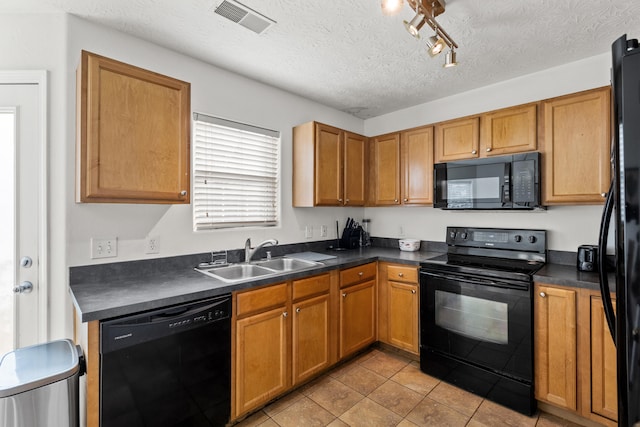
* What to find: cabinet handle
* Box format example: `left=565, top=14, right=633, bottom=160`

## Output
left=411, top=289, right=416, bottom=294
left=358, top=272, right=363, bottom=276
left=398, top=273, right=404, bottom=277
left=342, top=293, right=347, bottom=298
left=601, top=193, right=607, bottom=197
left=471, top=150, right=477, bottom=154
left=403, top=198, right=409, bottom=202
left=486, top=147, right=492, bottom=152
left=283, top=311, right=288, bottom=317
left=539, top=292, right=546, bottom=298
left=180, top=190, right=187, bottom=196
left=338, top=198, right=343, bottom=202
left=394, top=199, right=398, bottom=203
left=346, top=198, right=350, bottom=203
left=296, top=307, right=301, bottom=313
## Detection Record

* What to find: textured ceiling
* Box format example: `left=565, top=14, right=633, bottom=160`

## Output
left=4, top=0, right=640, bottom=118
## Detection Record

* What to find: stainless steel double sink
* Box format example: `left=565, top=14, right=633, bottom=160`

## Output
left=195, top=257, right=322, bottom=283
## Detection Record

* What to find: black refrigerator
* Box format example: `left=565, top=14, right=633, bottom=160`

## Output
left=598, top=34, right=640, bottom=427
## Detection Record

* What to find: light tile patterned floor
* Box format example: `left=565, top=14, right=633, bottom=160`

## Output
left=234, top=347, right=583, bottom=427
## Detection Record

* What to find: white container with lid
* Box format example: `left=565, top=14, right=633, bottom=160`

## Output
left=399, top=238, right=420, bottom=252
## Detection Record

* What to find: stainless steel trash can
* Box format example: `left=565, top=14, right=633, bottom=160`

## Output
left=0, top=339, right=84, bottom=427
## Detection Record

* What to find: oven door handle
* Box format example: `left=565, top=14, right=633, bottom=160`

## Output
left=421, top=271, right=527, bottom=291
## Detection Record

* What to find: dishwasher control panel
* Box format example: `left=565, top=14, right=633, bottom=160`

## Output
left=101, top=294, right=231, bottom=354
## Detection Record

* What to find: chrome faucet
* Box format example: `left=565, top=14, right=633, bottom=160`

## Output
left=245, top=238, right=278, bottom=262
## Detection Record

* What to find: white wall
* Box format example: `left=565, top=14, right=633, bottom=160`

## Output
left=363, top=53, right=611, bottom=251
left=0, top=13, right=69, bottom=341
left=65, top=15, right=365, bottom=269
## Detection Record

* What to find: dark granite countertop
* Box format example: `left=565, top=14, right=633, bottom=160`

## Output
left=533, top=263, right=614, bottom=293
left=70, top=241, right=613, bottom=323
left=69, top=247, right=441, bottom=322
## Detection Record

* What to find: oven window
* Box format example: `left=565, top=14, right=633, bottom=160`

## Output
left=435, top=290, right=508, bottom=344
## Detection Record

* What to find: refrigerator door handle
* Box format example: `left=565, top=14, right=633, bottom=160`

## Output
left=598, top=180, right=616, bottom=344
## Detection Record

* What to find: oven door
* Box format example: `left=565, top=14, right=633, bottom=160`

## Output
left=420, top=270, right=532, bottom=382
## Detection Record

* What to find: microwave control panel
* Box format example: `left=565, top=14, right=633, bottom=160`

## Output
left=512, top=159, right=536, bottom=203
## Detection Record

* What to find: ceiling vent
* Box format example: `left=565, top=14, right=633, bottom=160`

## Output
left=214, top=0, right=276, bottom=34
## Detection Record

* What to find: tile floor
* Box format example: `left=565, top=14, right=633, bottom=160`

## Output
left=234, top=347, right=584, bottom=427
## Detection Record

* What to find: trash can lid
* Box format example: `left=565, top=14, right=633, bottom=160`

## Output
left=0, top=339, right=80, bottom=398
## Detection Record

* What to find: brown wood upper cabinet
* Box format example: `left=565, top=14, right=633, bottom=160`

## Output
left=371, top=126, right=433, bottom=206
left=480, top=103, right=537, bottom=156
left=541, top=87, right=611, bottom=204
left=435, top=104, right=537, bottom=163
left=434, top=116, right=480, bottom=162
left=292, top=121, right=366, bottom=207
left=76, top=50, right=191, bottom=204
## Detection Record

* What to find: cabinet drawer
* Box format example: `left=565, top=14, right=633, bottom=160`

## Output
left=387, top=265, right=418, bottom=283
left=292, top=273, right=330, bottom=301
left=236, top=282, right=288, bottom=318
left=340, top=262, right=376, bottom=288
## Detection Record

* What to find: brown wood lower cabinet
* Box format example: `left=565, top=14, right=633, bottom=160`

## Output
left=534, top=284, right=577, bottom=410
left=232, top=272, right=338, bottom=420
left=534, top=283, right=617, bottom=426
left=339, top=263, right=377, bottom=359
left=234, top=283, right=290, bottom=417
left=235, top=305, right=289, bottom=416
left=378, top=262, right=419, bottom=354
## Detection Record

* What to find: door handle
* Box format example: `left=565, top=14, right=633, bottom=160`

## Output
left=13, top=281, right=33, bottom=294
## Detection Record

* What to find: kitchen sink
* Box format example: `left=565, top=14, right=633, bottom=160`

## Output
left=195, top=257, right=322, bottom=283
left=253, top=258, right=320, bottom=271
left=197, top=264, right=275, bottom=282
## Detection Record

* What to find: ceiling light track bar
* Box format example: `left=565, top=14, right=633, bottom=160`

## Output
left=423, top=16, right=458, bottom=50
left=407, top=0, right=457, bottom=49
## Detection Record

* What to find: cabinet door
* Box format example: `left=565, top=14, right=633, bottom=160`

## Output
left=541, top=87, right=610, bottom=204
left=315, top=123, right=343, bottom=206
left=344, top=132, right=366, bottom=206
left=77, top=50, right=190, bottom=204
left=235, top=306, right=289, bottom=416
left=401, top=126, right=434, bottom=205
left=481, top=104, right=537, bottom=156
left=590, top=296, right=617, bottom=422
left=340, top=280, right=376, bottom=358
left=388, top=281, right=419, bottom=354
left=292, top=294, right=330, bottom=385
left=434, top=117, right=480, bottom=162
left=534, top=284, right=577, bottom=410
left=372, top=133, right=401, bottom=205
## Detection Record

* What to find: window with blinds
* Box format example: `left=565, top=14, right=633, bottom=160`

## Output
left=193, top=113, right=280, bottom=230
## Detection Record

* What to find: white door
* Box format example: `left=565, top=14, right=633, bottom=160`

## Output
left=0, top=72, right=47, bottom=355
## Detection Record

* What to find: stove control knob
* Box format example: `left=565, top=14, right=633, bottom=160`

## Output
left=514, top=235, right=522, bottom=243
left=460, top=232, right=468, bottom=240
left=528, top=235, right=537, bottom=244
left=450, top=231, right=456, bottom=239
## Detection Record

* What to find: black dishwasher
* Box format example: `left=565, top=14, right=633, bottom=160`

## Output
left=100, top=294, right=231, bottom=427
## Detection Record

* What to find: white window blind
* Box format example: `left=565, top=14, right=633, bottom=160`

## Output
left=193, top=113, right=280, bottom=230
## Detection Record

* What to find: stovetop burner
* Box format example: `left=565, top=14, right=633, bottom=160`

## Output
left=420, top=227, right=547, bottom=282
left=423, top=253, right=544, bottom=278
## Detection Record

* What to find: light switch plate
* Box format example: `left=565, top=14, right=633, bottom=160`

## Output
left=91, top=237, right=117, bottom=259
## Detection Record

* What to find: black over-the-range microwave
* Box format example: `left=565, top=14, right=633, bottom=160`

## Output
left=434, top=152, right=542, bottom=210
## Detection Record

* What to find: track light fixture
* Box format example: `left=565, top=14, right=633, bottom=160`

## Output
left=426, top=34, right=446, bottom=57
left=443, top=49, right=458, bottom=67
left=403, top=13, right=426, bottom=38
left=383, top=0, right=459, bottom=67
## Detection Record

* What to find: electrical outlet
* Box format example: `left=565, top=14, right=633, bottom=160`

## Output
left=320, top=225, right=327, bottom=237
left=305, top=225, right=313, bottom=239
left=145, top=236, right=160, bottom=254
left=91, top=237, right=117, bottom=259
